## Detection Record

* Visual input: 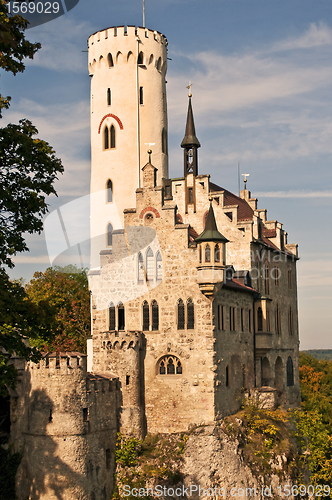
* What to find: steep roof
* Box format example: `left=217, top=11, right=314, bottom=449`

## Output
left=181, top=96, right=201, bottom=149
left=209, top=182, right=254, bottom=221
left=195, top=201, right=228, bottom=243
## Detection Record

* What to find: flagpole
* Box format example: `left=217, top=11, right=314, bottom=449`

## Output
left=143, top=0, right=145, bottom=27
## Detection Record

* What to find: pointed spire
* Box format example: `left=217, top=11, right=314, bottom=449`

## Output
left=181, top=96, right=201, bottom=149
left=195, top=200, right=228, bottom=243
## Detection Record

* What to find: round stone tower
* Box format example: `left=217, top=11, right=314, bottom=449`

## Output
left=88, top=26, right=169, bottom=268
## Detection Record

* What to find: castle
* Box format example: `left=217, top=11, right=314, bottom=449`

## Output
left=7, top=25, right=300, bottom=500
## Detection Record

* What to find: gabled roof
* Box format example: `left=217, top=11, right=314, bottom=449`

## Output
left=209, top=182, right=254, bottom=221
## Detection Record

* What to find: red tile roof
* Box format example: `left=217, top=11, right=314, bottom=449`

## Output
left=209, top=182, right=254, bottom=221
left=262, top=228, right=277, bottom=238
left=225, top=278, right=256, bottom=294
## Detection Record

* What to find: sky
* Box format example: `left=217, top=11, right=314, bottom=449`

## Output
left=1, top=0, right=332, bottom=350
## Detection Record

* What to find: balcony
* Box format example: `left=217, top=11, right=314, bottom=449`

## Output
left=196, top=265, right=225, bottom=297
left=255, top=332, right=273, bottom=357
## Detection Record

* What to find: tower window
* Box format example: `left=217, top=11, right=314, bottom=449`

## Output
left=139, top=86, right=144, bottom=105
left=177, top=299, right=185, bottom=330
left=110, top=125, right=115, bottom=149
left=205, top=244, right=211, bottom=263
left=109, top=303, right=115, bottom=330
left=106, top=179, right=113, bottom=203
left=104, top=126, right=109, bottom=150
left=137, top=51, right=144, bottom=65
left=142, top=301, right=149, bottom=331
left=118, top=303, right=125, bottom=330
left=126, top=375, right=130, bottom=386
left=162, top=128, right=167, bottom=155
left=151, top=300, right=159, bottom=330
left=108, top=53, right=114, bottom=67
left=107, top=223, right=113, bottom=247
left=215, top=244, right=220, bottom=263
left=83, top=408, right=89, bottom=422
left=107, top=88, right=111, bottom=106
left=187, top=298, right=194, bottom=329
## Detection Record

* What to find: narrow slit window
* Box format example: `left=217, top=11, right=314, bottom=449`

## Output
left=104, top=126, right=109, bottom=150
left=139, top=86, right=144, bottom=105
left=107, top=179, right=113, bottom=202
left=109, top=303, right=116, bottom=330
left=177, top=299, right=185, bottom=330
left=151, top=300, right=159, bottom=330
left=118, top=303, right=125, bottom=330
left=142, top=301, right=149, bottom=331
left=257, top=307, right=263, bottom=331
left=107, top=88, right=111, bottom=106
left=187, top=298, right=194, bottom=329
left=107, top=223, right=113, bottom=247
left=83, top=408, right=89, bottom=422
left=126, top=375, right=130, bottom=386
left=110, top=125, right=115, bottom=149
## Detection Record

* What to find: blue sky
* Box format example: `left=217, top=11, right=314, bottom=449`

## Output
left=1, top=0, right=332, bottom=349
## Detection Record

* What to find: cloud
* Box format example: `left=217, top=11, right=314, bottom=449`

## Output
left=272, top=22, right=332, bottom=51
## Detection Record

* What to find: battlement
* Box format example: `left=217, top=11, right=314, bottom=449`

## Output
left=30, top=352, right=87, bottom=374
left=88, top=25, right=167, bottom=46
left=99, top=331, right=142, bottom=351
left=86, top=372, right=118, bottom=395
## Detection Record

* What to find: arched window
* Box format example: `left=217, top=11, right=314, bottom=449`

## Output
left=156, top=251, right=163, bottom=281
left=138, top=252, right=144, bottom=283
left=205, top=244, right=211, bottom=263
left=146, top=247, right=154, bottom=282
left=257, top=307, right=263, bottom=331
left=109, top=303, right=115, bottom=330
left=110, top=125, right=115, bottom=149
left=142, top=301, right=149, bottom=331
left=151, top=300, right=159, bottom=330
left=287, top=357, right=294, bottom=386
left=107, top=223, right=113, bottom=247
left=177, top=299, right=185, bottom=330
left=137, top=51, right=144, bottom=65
left=215, top=244, right=220, bottom=263
left=158, top=356, right=182, bottom=375
left=118, top=302, right=125, bottom=330
left=108, top=53, right=114, bottom=67
left=156, top=57, right=161, bottom=71
left=107, top=179, right=113, bottom=203
left=104, top=126, right=109, bottom=149
left=187, top=298, right=194, bottom=329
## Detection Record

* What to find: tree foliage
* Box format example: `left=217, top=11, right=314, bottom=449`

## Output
left=25, top=266, right=90, bottom=353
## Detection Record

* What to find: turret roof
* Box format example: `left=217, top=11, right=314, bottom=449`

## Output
left=195, top=201, right=228, bottom=243
left=181, top=96, right=201, bottom=148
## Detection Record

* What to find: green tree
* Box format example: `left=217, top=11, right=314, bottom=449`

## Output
left=25, top=266, right=90, bottom=353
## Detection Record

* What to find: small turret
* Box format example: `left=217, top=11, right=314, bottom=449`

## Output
left=195, top=199, right=228, bottom=297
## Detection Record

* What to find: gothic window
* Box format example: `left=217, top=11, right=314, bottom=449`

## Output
left=107, top=179, right=113, bottom=203
left=156, top=251, right=163, bottom=281
left=146, top=247, right=154, bottom=282
left=187, top=298, right=194, bottom=329
left=108, top=53, right=114, bottom=67
left=142, top=301, right=149, bottom=331
left=118, top=302, right=125, bottom=330
left=151, top=300, right=159, bottom=330
left=107, top=223, right=113, bottom=247
left=138, top=252, right=144, bottom=283
left=287, top=357, right=294, bottom=386
left=215, top=244, right=220, bottom=263
left=158, top=356, right=182, bottom=375
left=205, top=244, right=211, bottom=263
left=177, top=299, right=185, bottom=330
left=104, top=126, right=109, bottom=149
left=109, top=303, right=116, bottom=330
left=257, top=307, right=263, bottom=332
left=107, top=88, right=111, bottom=106
left=137, top=51, right=144, bottom=65
left=110, top=125, right=116, bottom=149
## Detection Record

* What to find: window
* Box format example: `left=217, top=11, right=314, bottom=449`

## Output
left=108, top=53, right=114, bottom=67
left=104, top=126, right=109, bottom=149
left=241, top=308, right=244, bottom=332
left=177, top=299, right=185, bottom=330
left=266, top=310, right=271, bottom=332
left=162, top=128, right=167, bottom=155
left=218, top=305, right=225, bottom=330
left=138, top=252, right=144, bottom=283
left=205, top=244, right=211, bottom=263
left=83, top=408, right=89, bottom=422
left=187, top=298, right=194, bottom=329
left=288, top=307, right=293, bottom=335
left=126, top=375, right=130, bottom=386
left=107, top=223, right=113, bottom=246
left=188, top=187, right=193, bottom=203
left=198, top=245, right=202, bottom=263
left=158, top=356, right=182, bottom=375
left=273, top=267, right=280, bottom=286
left=215, top=244, right=220, bottom=263
left=248, top=309, right=252, bottom=333
left=264, top=266, right=270, bottom=295
left=151, top=300, right=159, bottom=330
left=109, top=303, right=115, bottom=330
left=146, top=247, right=154, bottom=282
left=118, top=302, right=125, bottom=330
left=257, top=307, right=263, bottom=332
left=287, top=357, right=294, bottom=386
left=139, top=86, right=144, bottom=105
left=230, top=307, right=236, bottom=331
left=107, top=179, right=113, bottom=202
left=110, top=125, right=115, bottom=149
left=156, top=251, right=163, bottom=281
left=137, top=51, right=144, bottom=65
left=226, top=366, right=230, bottom=387
left=142, top=301, right=149, bottom=331
left=275, top=305, right=281, bottom=335
left=107, top=88, right=111, bottom=106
